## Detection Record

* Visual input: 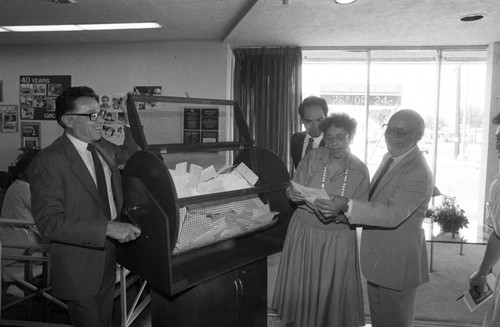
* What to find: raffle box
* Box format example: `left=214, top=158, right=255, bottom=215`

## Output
left=117, top=94, right=293, bottom=327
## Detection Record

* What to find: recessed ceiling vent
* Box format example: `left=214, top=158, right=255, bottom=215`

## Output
left=52, top=0, right=77, bottom=4
left=460, top=13, right=485, bottom=22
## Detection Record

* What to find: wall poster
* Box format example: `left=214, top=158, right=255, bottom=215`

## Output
left=19, top=75, right=71, bottom=120
left=21, top=122, right=41, bottom=150
left=98, top=93, right=127, bottom=145
left=0, top=105, right=19, bottom=133
left=183, top=107, right=219, bottom=144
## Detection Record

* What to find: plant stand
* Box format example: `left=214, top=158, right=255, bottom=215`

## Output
left=442, top=228, right=460, bottom=239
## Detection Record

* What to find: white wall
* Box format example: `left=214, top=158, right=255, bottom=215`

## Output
left=0, top=41, right=233, bottom=171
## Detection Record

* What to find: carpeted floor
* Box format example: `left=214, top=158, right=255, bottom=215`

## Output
left=267, top=241, right=495, bottom=327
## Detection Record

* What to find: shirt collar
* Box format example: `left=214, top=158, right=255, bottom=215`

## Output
left=307, top=132, right=324, bottom=143
left=66, top=132, right=90, bottom=155
left=386, top=145, right=416, bottom=165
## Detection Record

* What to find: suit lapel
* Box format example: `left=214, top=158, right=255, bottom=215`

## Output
left=295, top=132, right=306, bottom=156
left=61, top=134, right=102, bottom=206
left=371, top=147, right=421, bottom=199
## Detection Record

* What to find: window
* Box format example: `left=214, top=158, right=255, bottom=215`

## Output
left=303, top=48, right=487, bottom=238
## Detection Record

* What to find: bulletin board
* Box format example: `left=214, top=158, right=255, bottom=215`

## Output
left=19, top=75, right=71, bottom=120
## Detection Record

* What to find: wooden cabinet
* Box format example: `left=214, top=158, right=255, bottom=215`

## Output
left=151, top=259, right=267, bottom=327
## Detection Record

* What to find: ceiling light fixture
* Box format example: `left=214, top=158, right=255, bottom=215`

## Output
left=0, top=22, right=163, bottom=32
left=333, top=0, right=357, bottom=4
left=460, top=13, right=485, bottom=22
left=78, top=22, right=162, bottom=31
left=3, top=25, right=83, bottom=32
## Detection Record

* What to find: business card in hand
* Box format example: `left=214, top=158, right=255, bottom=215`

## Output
left=290, top=181, right=329, bottom=203
left=462, top=274, right=495, bottom=312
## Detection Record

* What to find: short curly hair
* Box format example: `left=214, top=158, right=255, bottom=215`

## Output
left=319, top=113, right=357, bottom=139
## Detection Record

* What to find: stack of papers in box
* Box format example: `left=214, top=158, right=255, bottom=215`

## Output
left=173, top=195, right=278, bottom=254
left=169, top=162, right=259, bottom=198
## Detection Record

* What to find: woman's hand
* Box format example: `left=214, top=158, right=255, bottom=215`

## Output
left=286, top=185, right=305, bottom=203
left=469, top=271, right=488, bottom=294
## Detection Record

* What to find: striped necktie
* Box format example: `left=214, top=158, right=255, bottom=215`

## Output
left=369, top=157, right=394, bottom=200
left=87, top=143, right=111, bottom=219
left=305, top=137, right=314, bottom=155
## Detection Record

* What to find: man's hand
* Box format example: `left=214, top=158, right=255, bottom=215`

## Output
left=315, top=195, right=349, bottom=217
left=106, top=221, right=141, bottom=243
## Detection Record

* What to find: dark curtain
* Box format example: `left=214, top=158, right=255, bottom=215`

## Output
left=233, top=47, right=302, bottom=172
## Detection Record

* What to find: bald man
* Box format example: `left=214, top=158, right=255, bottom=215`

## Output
left=315, top=109, right=434, bottom=327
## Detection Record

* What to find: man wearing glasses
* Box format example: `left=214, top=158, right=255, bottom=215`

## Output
left=315, top=109, right=434, bottom=327
left=30, top=86, right=141, bottom=327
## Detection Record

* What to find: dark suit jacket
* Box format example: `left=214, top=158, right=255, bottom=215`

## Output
left=30, top=129, right=137, bottom=300
left=291, top=131, right=325, bottom=169
left=350, top=147, right=434, bottom=291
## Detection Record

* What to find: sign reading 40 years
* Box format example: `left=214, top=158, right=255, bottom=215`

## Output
left=19, top=75, right=71, bottom=120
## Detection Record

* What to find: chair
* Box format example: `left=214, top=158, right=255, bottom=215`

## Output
left=0, top=218, right=151, bottom=326
left=0, top=171, right=12, bottom=191
left=115, top=265, right=151, bottom=327
left=0, top=219, right=70, bottom=326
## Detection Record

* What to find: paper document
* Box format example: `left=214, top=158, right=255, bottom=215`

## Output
left=187, top=164, right=202, bottom=188
left=235, top=162, right=259, bottom=185
left=200, top=165, right=216, bottom=183
left=175, top=162, right=187, bottom=174
left=290, top=180, right=329, bottom=203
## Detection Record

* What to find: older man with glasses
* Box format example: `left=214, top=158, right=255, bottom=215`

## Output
left=316, top=109, right=435, bottom=327
left=30, top=86, right=141, bottom=327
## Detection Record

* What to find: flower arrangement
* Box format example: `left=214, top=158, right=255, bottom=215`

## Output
left=426, top=195, right=469, bottom=238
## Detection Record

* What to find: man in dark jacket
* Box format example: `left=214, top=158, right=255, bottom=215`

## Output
left=290, top=96, right=328, bottom=168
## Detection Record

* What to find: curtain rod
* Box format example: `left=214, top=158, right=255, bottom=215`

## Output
left=302, top=45, right=487, bottom=51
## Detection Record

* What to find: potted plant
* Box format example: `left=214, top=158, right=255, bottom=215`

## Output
left=426, top=195, right=469, bottom=238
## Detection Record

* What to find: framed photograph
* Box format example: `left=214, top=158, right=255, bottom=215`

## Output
left=21, top=122, right=41, bottom=149
left=0, top=105, right=18, bottom=133
left=48, top=84, right=62, bottom=96
left=23, top=137, right=39, bottom=150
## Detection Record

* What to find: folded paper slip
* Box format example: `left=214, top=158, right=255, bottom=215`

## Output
left=290, top=180, right=329, bottom=203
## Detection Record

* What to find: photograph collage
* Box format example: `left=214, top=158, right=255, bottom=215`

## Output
left=19, top=75, right=70, bottom=120
left=98, top=94, right=127, bottom=145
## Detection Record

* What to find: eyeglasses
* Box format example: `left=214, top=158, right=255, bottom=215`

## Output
left=325, top=133, right=349, bottom=144
left=382, top=124, right=413, bottom=138
left=65, top=110, right=106, bottom=122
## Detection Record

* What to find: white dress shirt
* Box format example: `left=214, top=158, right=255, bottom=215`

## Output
left=66, top=133, right=117, bottom=220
